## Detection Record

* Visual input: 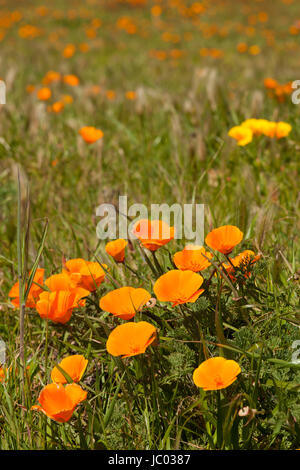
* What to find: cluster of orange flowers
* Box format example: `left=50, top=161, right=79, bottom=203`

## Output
left=236, top=43, right=261, bottom=55
left=95, top=221, right=260, bottom=393
left=32, top=355, right=88, bottom=422
left=9, top=259, right=107, bottom=324
left=199, top=47, right=224, bottom=59
left=18, top=24, right=42, bottom=39
left=116, top=16, right=137, bottom=35
left=83, top=87, right=135, bottom=102
left=79, top=126, right=104, bottom=144
left=27, top=71, right=80, bottom=114
left=7, top=221, right=257, bottom=403
left=264, top=78, right=293, bottom=102
left=228, top=119, right=292, bottom=146
left=149, top=49, right=185, bottom=61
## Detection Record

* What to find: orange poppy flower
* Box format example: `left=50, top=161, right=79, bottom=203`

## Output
left=173, top=245, right=213, bottom=272
left=105, top=239, right=128, bottom=262
left=274, top=122, right=292, bottom=139
left=193, top=357, right=241, bottom=391
left=45, top=272, right=89, bottom=305
left=264, top=77, right=278, bottom=89
left=0, top=366, right=6, bottom=383
left=237, top=42, right=248, bottom=53
left=50, top=101, right=64, bottom=113
left=249, top=45, right=260, bottom=56
left=222, top=250, right=261, bottom=281
left=106, top=90, right=116, bottom=100
left=42, top=70, right=61, bottom=85
left=106, top=321, right=156, bottom=358
left=9, top=268, right=45, bottom=308
left=26, top=84, right=35, bottom=93
left=133, top=219, right=175, bottom=251
left=205, top=225, right=243, bottom=254
left=61, top=94, right=73, bottom=104
left=36, top=288, right=88, bottom=324
left=259, top=120, right=277, bottom=138
left=125, top=91, right=136, bottom=100
left=228, top=126, right=253, bottom=146
left=151, top=5, right=162, bottom=16
left=241, top=118, right=269, bottom=136
left=51, top=355, right=88, bottom=384
left=37, top=87, right=51, bottom=101
left=99, top=286, right=151, bottom=320
left=32, top=383, right=87, bottom=422
left=79, top=42, right=89, bottom=53
left=63, top=258, right=107, bottom=291
left=63, top=44, right=76, bottom=58
left=63, top=74, right=79, bottom=86
left=79, top=126, right=104, bottom=144
left=153, top=269, right=204, bottom=307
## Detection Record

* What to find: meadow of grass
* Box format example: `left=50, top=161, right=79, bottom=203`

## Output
left=0, top=0, right=299, bottom=451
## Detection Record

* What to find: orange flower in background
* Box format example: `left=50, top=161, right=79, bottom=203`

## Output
left=37, top=87, right=51, bottom=101
left=149, top=49, right=167, bottom=61
left=0, top=366, right=6, bottom=383
left=106, top=321, right=156, bottom=358
left=79, top=42, right=89, bottom=53
left=63, top=74, right=79, bottom=86
left=205, top=225, right=243, bottom=254
left=51, top=355, right=88, bottom=384
left=237, top=42, right=248, bottom=53
left=79, top=126, right=104, bottom=144
left=151, top=5, right=162, bottom=17
left=106, top=90, right=116, bottom=100
left=63, top=44, right=76, bottom=58
left=259, top=120, right=277, bottom=138
left=100, top=286, right=151, bottom=320
left=50, top=101, right=64, bottom=113
left=42, top=70, right=61, bottom=85
left=125, top=91, right=136, bottom=100
left=222, top=250, right=261, bottom=281
left=173, top=245, right=213, bottom=272
left=64, top=258, right=107, bottom=291
left=193, top=357, right=241, bottom=391
left=241, top=118, right=270, bottom=135
left=105, top=239, right=128, bottom=262
left=241, top=119, right=292, bottom=139
left=85, top=27, right=97, bottom=39
left=170, top=49, right=184, bottom=59
left=26, top=84, right=35, bottom=94
left=153, top=269, right=204, bottom=307
left=89, top=85, right=101, bottom=96
left=249, top=45, right=260, bottom=55
left=36, top=289, right=88, bottom=324
left=32, top=383, right=87, bottom=422
left=9, top=268, right=45, bottom=308
left=274, top=121, right=292, bottom=139
left=19, top=24, right=41, bottom=39
left=228, top=125, right=253, bottom=146
left=264, top=77, right=278, bottom=89
left=133, top=219, right=175, bottom=251
left=264, top=78, right=293, bottom=102
left=61, top=94, right=74, bottom=104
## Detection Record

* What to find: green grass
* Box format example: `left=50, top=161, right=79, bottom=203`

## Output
left=0, top=0, right=299, bottom=450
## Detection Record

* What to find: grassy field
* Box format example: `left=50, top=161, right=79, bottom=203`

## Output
left=0, top=0, right=299, bottom=450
